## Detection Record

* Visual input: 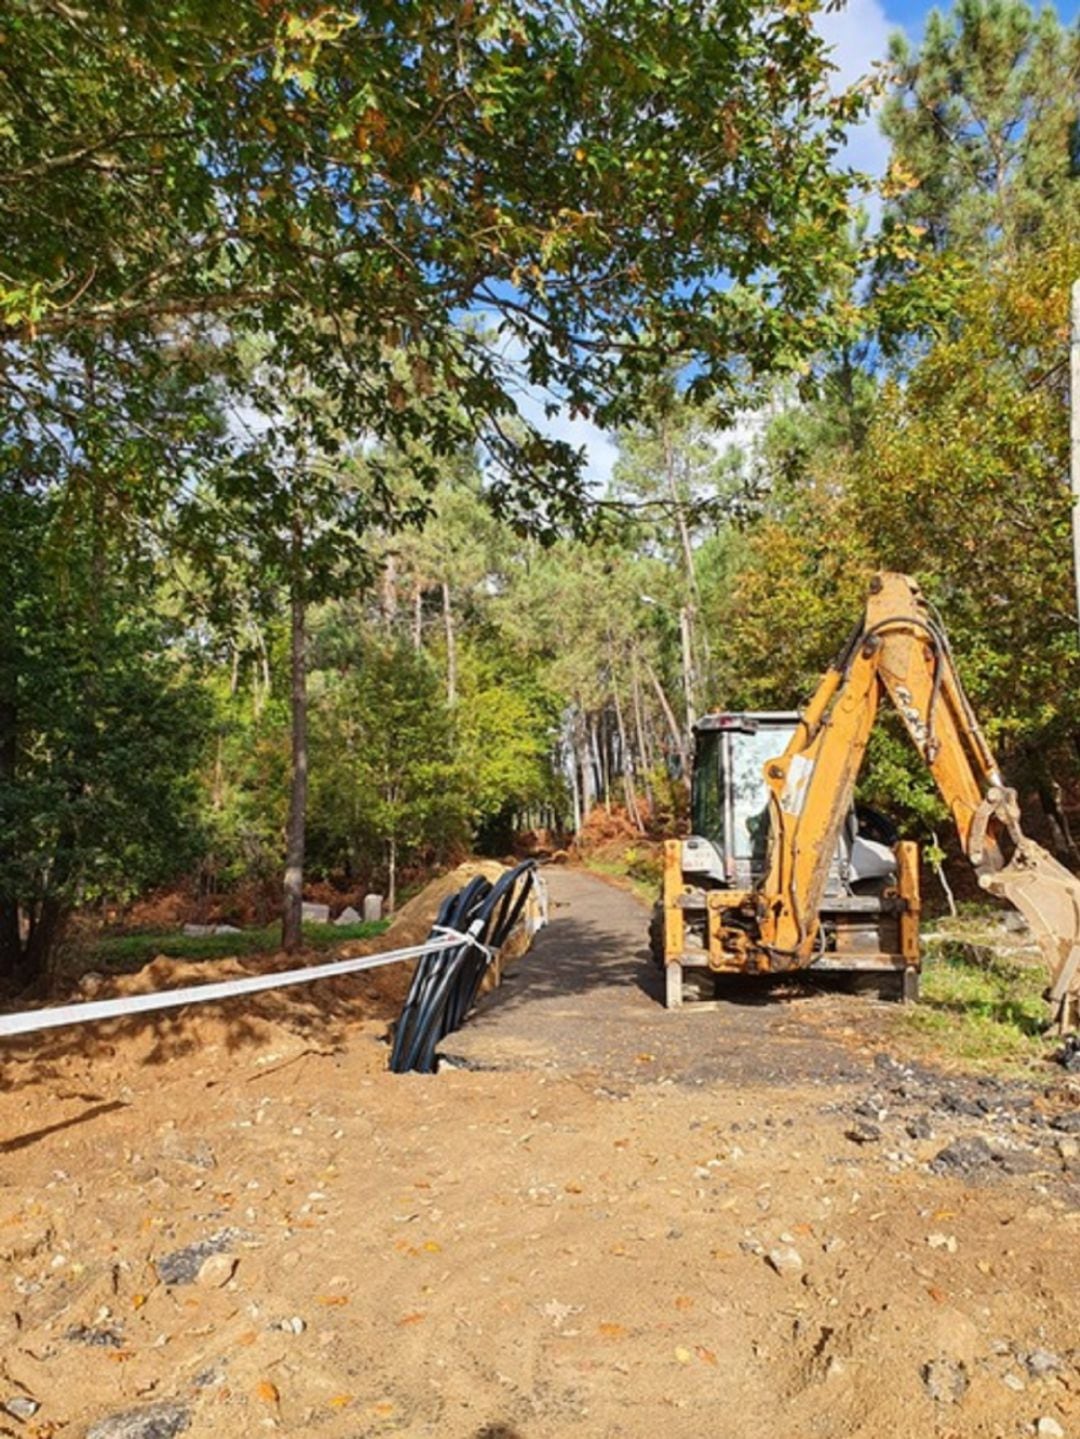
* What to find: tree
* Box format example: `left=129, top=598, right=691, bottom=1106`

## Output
left=309, top=638, right=464, bottom=912
left=0, top=490, right=208, bottom=983
left=879, top=0, right=1080, bottom=259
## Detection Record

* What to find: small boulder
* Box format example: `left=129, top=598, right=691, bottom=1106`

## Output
left=86, top=1402, right=191, bottom=1439
left=301, top=901, right=331, bottom=924
left=765, top=1246, right=803, bottom=1277
left=334, top=906, right=361, bottom=926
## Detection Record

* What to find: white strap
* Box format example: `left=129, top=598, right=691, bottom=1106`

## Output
left=0, top=932, right=467, bottom=1040
left=429, top=923, right=497, bottom=965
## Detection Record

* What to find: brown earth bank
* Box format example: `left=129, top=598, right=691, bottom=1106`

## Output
left=1, top=868, right=1078, bottom=1439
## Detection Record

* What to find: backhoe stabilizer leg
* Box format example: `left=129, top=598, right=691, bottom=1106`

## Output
left=981, top=839, right=1080, bottom=1033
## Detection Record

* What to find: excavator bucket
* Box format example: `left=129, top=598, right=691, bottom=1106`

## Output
left=981, top=839, right=1080, bottom=1032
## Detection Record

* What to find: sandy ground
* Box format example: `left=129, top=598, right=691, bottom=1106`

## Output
left=1, top=868, right=1078, bottom=1439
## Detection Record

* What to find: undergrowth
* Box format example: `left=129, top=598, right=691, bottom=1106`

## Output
left=898, top=919, right=1056, bottom=1071
left=63, top=920, right=390, bottom=975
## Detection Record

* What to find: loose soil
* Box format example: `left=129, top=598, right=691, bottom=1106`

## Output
left=1, top=868, right=1078, bottom=1439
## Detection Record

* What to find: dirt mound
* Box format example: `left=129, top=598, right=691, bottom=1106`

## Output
left=1, top=862, right=516, bottom=1095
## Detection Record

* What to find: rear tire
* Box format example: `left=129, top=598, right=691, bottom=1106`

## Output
left=649, top=901, right=665, bottom=968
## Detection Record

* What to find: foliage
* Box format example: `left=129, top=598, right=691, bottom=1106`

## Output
left=69, top=918, right=388, bottom=976
left=879, top=0, right=1080, bottom=259
left=0, top=489, right=209, bottom=981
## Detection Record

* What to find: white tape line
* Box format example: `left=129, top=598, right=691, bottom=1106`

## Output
left=0, top=933, right=472, bottom=1041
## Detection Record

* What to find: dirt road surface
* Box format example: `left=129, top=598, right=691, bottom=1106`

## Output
left=2, top=868, right=1078, bottom=1439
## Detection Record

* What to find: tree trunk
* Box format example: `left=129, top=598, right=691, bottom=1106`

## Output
left=412, top=585, right=424, bottom=651
left=0, top=689, right=21, bottom=984
left=442, top=580, right=456, bottom=704
left=281, top=512, right=307, bottom=953
left=630, top=653, right=654, bottom=810
left=568, top=720, right=583, bottom=836
left=387, top=834, right=397, bottom=914
left=645, top=660, right=690, bottom=784
left=611, top=679, right=645, bottom=833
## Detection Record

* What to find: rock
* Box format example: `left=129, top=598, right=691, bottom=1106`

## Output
left=86, top=1402, right=191, bottom=1439
left=845, top=1121, right=881, bottom=1145
left=195, top=1253, right=236, bottom=1287
left=930, top=1135, right=1002, bottom=1178
left=922, top=1357, right=969, bottom=1404
left=275, top=1315, right=305, bottom=1334
left=79, top=971, right=106, bottom=997
left=66, top=1323, right=123, bottom=1348
left=2, top=1396, right=40, bottom=1420
left=1054, top=1035, right=1080, bottom=1072
left=155, top=1228, right=246, bottom=1286
left=1056, top=1137, right=1078, bottom=1162
left=1036, top=1419, right=1065, bottom=1438
left=212, top=924, right=242, bottom=934
left=1003, top=1372, right=1026, bottom=1392
left=907, top=1114, right=934, bottom=1141
left=765, top=1246, right=803, bottom=1277
left=1050, top=1111, right=1080, bottom=1134
left=1026, top=1349, right=1063, bottom=1378
left=927, top=1232, right=957, bottom=1253
left=334, top=906, right=361, bottom=926
left=1002, top=911, right=1029, bottom=933
left=301, top=901, right=331, bottom=924
left=182, top=924, right=216, bottom=937
left=363, top=893, right=384, bottom=923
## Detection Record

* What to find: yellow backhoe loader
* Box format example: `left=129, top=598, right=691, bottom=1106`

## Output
left=658, top=572, right=1080, bottom=1031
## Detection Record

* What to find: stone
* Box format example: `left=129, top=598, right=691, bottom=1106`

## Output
left=845, top=1121, right=881, bottom=1145
left=155, top=1228, right=246, bottom=1286
left=212, top=924, right=242, bottom=934
left=66, top=1323, right=123, bottom=1349
left=334, top=906, right=361, bottom=926
left=363, top=893, right=384, bottom=923
left=1056, top=1137, right=1078, bottom=1162
left=1036, top=1419, right=1064, bottom=1438
left=922, top=1358, right=969, bottom=1404
left=182, top=924, right=216, bottom=936
left=195, top=1253, right=236, bottom=1287
left=86, top=1402, right=191, bottom=1439
left=1003, top=1372, right=1026, bottom=1392
left=79, top=971, right=106, bottom=996
left=1026, top=1349, right=1063, bottom=1378
left=301, top=901, right=331, bottom=924
left=906, top=1114, right=934, bottom=1141
left=927, top=1232, right=957, bottom=1253
left=765, top=1246, right=803, bottom=1277
left=2, top=1396, right=40, bottom=1420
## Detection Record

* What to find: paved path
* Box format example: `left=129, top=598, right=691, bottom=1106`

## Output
left=441, top=866, right=873, bottom=1088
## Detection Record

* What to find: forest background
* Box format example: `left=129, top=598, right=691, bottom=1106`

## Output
left=2, top=0, right=1079, bottom=985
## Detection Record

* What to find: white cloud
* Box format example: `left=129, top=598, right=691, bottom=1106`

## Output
left=512, top=383, right=619, bottom=488
left=816, top=0, right=895, bottom=182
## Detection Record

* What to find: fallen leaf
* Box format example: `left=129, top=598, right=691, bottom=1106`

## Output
left=328, top=1395, right=352, bottom=1409
left=397, top=1312, right=426, bottom=1327
left=421, top=1240, right=442, bottom=1253
left=674, top=1296, right=694, bottom=1311
left=696, top=1346, right=718, bottom=1366
left=927, top=1285, right=947, bottom=1304
left=255, top=1380, right=280, bottom=1405
left=674, top=1346, right=692, bottom=1365
left=318, top=1295, right=349, bottom=1307
left=598, top=1322, right=627, bottom=1338
left=564, top=1183, right=583, bottom=1194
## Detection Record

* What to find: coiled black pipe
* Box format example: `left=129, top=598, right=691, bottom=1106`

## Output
left=389, top=860, right=538, bottom=1074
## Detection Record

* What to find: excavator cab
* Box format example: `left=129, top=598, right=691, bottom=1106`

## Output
left=659, top=710, right=920, bottom=1008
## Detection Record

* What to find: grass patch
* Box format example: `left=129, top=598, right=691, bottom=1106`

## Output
left=580, top=848, right=660, bottom=906
left=66, top=920, right=390, bottom=975
left=898, top=920, right=1056, bottom=1072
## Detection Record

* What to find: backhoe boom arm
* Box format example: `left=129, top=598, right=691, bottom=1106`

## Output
left=755, top=573, right=1080, bottom=1030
